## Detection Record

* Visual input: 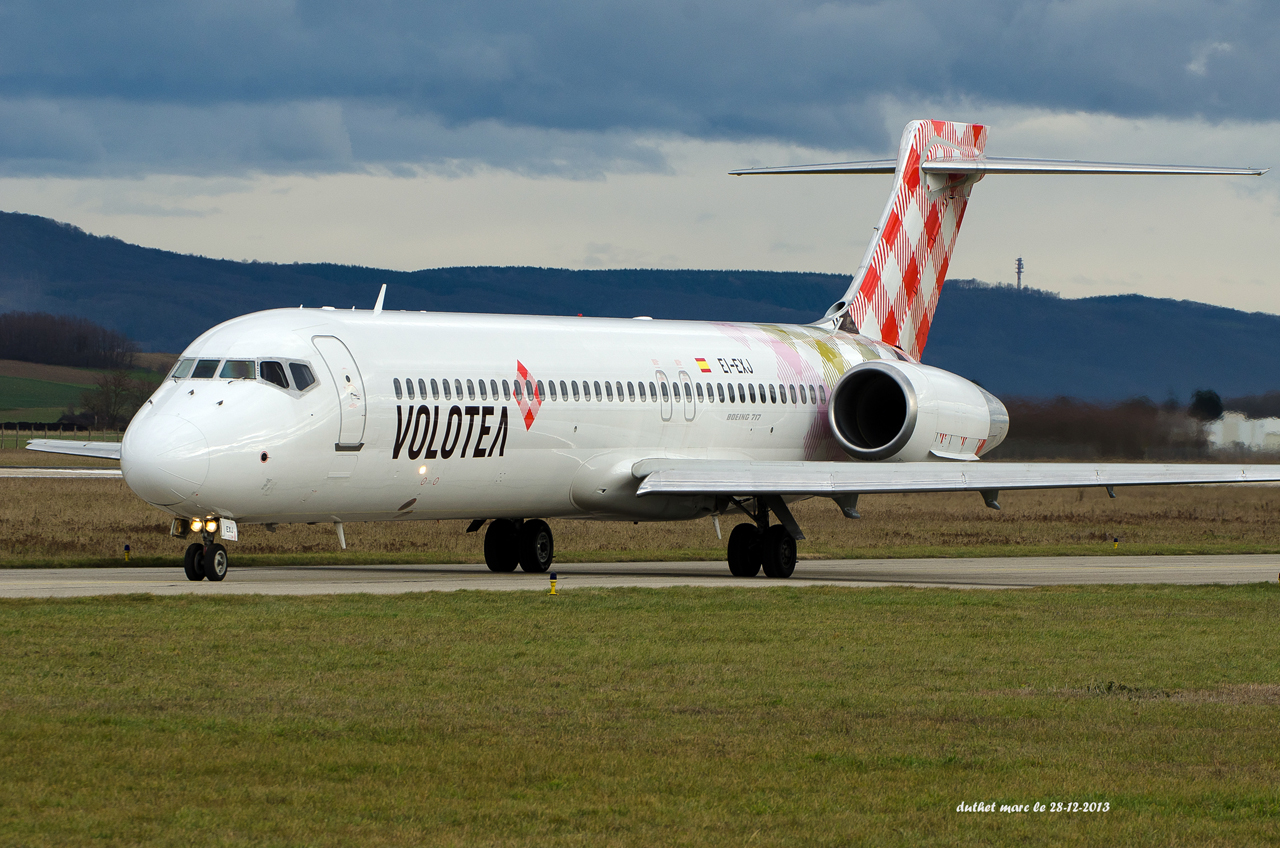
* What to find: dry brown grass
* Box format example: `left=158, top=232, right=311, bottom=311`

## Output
left=3, top=474, right=1280, bottom=565
left=0, top=359, right=97, bottom=384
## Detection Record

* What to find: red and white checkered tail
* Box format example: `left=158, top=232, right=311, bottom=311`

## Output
left=844, top=120, right=987, bottom=359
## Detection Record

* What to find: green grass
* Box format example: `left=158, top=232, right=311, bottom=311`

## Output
left=0, top=375, right=88, bottom=412
left=2, top=585, right=1279, bottom=846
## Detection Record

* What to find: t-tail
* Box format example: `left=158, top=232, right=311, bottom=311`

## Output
left=732, top=120, right=1266, bottom=360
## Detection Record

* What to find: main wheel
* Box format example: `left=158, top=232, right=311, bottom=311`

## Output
left=203, top=543, right=229, bottom=582
left=484, top=519, right=520, bottom=572
left=727, top=523, right=762, bottom=577
left=183, top=542, right=204, bottom=581
left=517, top=519, right=554, bottom=573
left=761, top=525, right=797, bottom=579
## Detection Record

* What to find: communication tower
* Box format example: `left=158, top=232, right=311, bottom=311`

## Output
left=1015, top=256, right=1024, bottom=290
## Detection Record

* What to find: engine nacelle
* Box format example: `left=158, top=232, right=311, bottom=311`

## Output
left=827, top=360, right=1009, bottom=462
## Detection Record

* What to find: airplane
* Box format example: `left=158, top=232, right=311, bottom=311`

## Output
left=28, top=119, right=1280, bottom=582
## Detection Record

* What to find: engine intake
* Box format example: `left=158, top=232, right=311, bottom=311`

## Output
left=828, top=360, right=1008, bottom=462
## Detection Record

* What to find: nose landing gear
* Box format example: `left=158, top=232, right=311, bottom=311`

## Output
left=724, top=496, right=802, bottom=579
left=175, top=519, right=231, bottom=582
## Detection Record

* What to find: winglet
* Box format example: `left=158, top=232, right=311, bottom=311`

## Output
left=373, top=284, right=386, bottom=315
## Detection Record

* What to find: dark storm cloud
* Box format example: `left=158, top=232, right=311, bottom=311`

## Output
left=0, top=0, right=1275, bottom=176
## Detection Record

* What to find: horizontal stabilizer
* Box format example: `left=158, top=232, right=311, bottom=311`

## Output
left=26, top=439, right=122, bottom=461
left=632, top=459, right=1280, bottom=497
left=731, top=157, right=1265, bottom=177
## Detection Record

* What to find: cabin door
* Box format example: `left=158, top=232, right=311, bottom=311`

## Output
left=313, top=335, right=367, bottom=450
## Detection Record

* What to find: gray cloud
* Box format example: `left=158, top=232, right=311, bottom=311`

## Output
left=0, top=1, right=1276, bottom=175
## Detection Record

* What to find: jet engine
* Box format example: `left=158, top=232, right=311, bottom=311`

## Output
left=827, top=360, right=1009, bottom=462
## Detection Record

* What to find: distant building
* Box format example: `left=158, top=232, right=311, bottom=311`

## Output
left=1204, top=412, right=1280, bottom=451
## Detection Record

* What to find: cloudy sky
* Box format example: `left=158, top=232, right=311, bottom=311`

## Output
left=1, top=0, right=1278, bottom=312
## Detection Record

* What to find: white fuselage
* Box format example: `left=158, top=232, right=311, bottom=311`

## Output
left=119, top=307, right=955, bottom=525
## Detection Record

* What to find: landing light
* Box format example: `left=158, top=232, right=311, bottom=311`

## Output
left=418, top=465, right=427, bottom=475
left=189, top=518, right=202, bottom=532
left=204, top=519, right=219, bottom=533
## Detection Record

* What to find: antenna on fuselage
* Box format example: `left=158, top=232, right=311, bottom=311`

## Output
left=373, top=284, right=387, bottom=315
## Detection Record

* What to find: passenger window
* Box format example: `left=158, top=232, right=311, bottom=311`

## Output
left=649, top=381, right=657, bottom=401
left=289, top=363, right=316, bottom=391
left=526, top=380, right=535, bottom=400
left=705, top=382, right=713, bottom=402
left=405, top=378, right=415, bottom=400
left=559, top=380, right=568, bottom=401
left=548, top=380, right=557, bottom=401
left=614, top=381, right=623, bottom=401
left=220, top=360, right=254, bottom=379
left=789, top=385, right=797, bottom=404
left=728, top=383, right=735, bottom=403
left=171, top=359, right=195, bottom=380
left=809, top=384, right=818, bottom=403
left=769, top=384, right=777, bottom=404
left=431, top=379, right=440, bottom=400
left=443, top=380, right=452, bottom=401
left=467, top=379, right=476, bottom=401
left=491, top=380, right=499, bottom=401
left=605, top=382, right=614, bottom=401
left=393, top=378, right=403, bottom=400
left=261, top=361, right=289, bottom=389
left=192, top=359, right=220, bottom=379
left=747, top=384, right=756, bottom=403
left=660, top=382, right=669, bottom=401
left=513, top=380, right=522, bottom=401
left=819, top=385, right=827, bottom=404
left=479, top=380, right=488, bottom=401
left=572, top=380, right=580, bottom=401
left=455, top=379, right=463, bottom=400
left=717, top=383, right=725, bottom=403
left=758, top=384, right=766, bottom=403
left=593, top=381, right=602, bottom=401
left=627, top=381, right=635, bottom=401
left=502, top=379, right=511, bottom=400
left=418, top=379, right=427, bottom=399
left=537, top=380, right=545, bottom=401
left=638, top=382, right=646, bottom=401
left=799, top=385, right=807, bottom=404
left=696, top=384, right=704, bottom=401
left=737, top=383, right=745, bottom=403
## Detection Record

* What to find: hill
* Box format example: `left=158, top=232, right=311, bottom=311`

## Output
left=1, top=210, right=1278, bottom=401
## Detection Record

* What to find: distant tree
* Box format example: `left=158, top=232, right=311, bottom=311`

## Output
left=80, top=371, right=157, bottom=429
left=0, top=311, right=138, bottom=369
left=1188, top=389, right=1224, bottom=422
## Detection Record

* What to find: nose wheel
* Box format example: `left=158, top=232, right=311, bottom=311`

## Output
left=181, top=533, right=230, bottom=582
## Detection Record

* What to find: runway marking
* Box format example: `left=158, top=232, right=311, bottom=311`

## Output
left=0, top=467, right=122, bottom=478
left=1, top=555, right=1278, bottom=598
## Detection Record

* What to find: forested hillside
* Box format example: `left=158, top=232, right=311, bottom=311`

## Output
left=2, top=210, right=1278, bottom=402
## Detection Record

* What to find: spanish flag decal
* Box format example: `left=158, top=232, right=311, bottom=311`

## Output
left=695, top=358, right=712, bottom=373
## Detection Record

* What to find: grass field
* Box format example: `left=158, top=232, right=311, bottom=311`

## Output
left=0, top=374, right=89, bottom=411
left=4, top=471, right=1280, bottom=566
left=2, top=585, right=1278, bottom=846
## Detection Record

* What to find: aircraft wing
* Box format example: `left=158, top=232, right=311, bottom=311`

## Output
left=632, top=459, right=1280, bottom=497
left=26, top=439, right=122, bottom=461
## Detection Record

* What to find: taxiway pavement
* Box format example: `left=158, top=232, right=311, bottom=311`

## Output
left=1, top=554, right=1277, bottom=598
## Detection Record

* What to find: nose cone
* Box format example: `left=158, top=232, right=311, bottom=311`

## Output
left=121, top=415, right=210, bottom=506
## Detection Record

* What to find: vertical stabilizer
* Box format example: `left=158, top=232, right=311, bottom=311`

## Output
left=841, top=120, right=986, bottom=358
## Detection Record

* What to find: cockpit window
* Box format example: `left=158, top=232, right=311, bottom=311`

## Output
left=220, top=360, right=255, bottom=379
left=171, top=359, right=195, bottom=380
left=261, top=361, right=289, bottom=389
left=192, top=359, right=220, bottom=379
left=289, top=362, right=316, bottom=391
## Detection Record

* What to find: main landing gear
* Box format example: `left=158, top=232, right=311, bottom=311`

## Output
left=725, top=497, right=802, bottom=579
left=483, top=519, right=555, bottom=574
